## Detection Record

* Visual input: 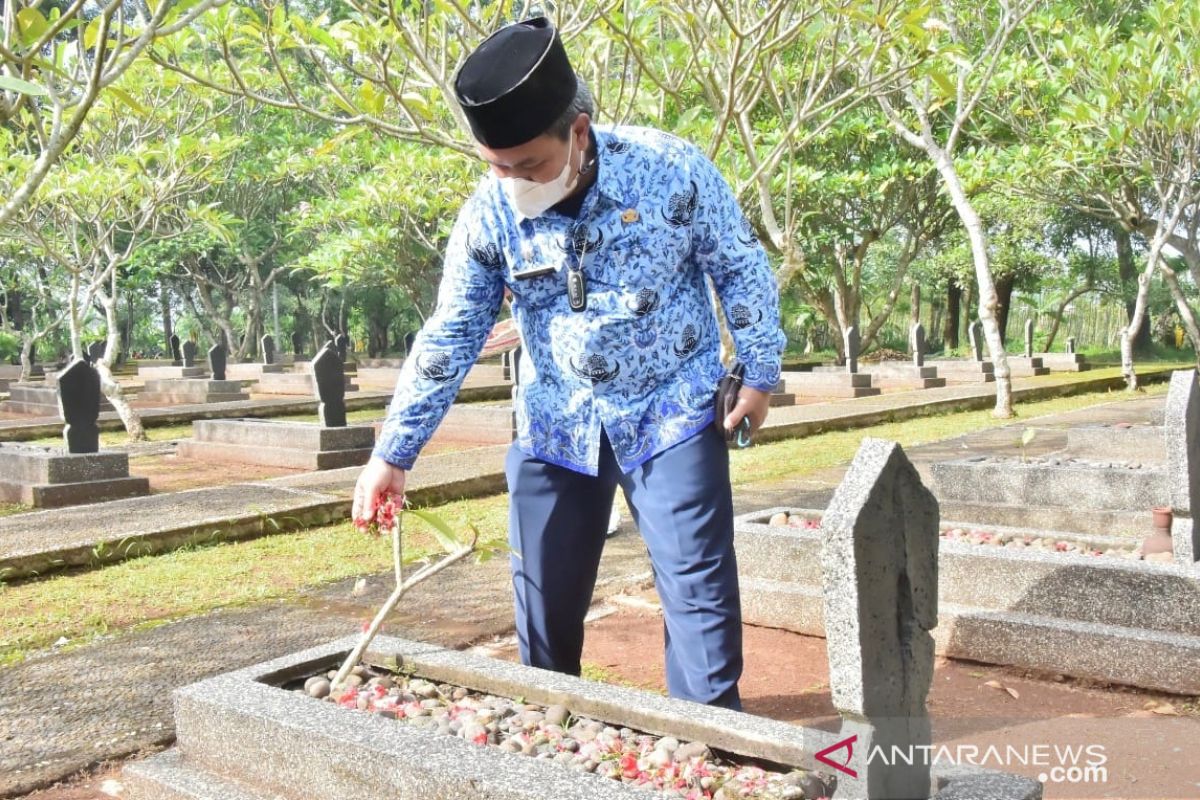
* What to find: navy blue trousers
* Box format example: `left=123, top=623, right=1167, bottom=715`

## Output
left=505, top=425, right=742, bottom=709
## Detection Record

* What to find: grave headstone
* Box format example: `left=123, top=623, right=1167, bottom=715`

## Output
left=261, top=334, right=276, bottom=366
left=821, top=438, right=938, bottom=799
left=170, top=334, right=182, bottom=366
left=181, top=340, right=198, bottom=368
left=87, top=340, right=106, bottom=363
left=403, top=330, right=417, bottom=356
left=1066, top=337, right=1076, bottom=354
left=312, top=343, right=347, bottom=428
left=335, top=332, right=350, bottom=362
left=208, top=343, right=227, bottom=382
left=1165, top=370, right=1200, bottom=563
left=1024, top=319, right=1034, bottom=358
left=910, top=322, right=926, bottom=368
left=291, top=330, right=303, bottom=356
left=844, top=325, right=860, bottom=374
left=57, top=358, right=101, bottom=454
left=969, top=320, right=984, bottom=362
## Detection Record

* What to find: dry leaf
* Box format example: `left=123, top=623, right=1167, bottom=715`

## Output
left=984, top=680, right=1004, bottom=690
left=1152, top=703, right=1179, bottom=716
left=1005, top=686, right=1020, bottom=700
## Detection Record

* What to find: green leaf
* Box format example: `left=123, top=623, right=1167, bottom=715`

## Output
left=16, top=8, right=50, bottom=44
left=404, top=508, right=463, bottom=554
left=109, top=88, right=150, bottom=118
left=0, top=76, right=47, bottom=96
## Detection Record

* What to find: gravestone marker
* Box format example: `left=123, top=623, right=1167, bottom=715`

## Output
left=335, top=332, right=350, bottom=362
left=403, top=330, right=416, bottom=356
left=87, top=341, right=105, bottom=363
left=910, top=322, right=926, bottom=368
left=844, top=326, right=860, bottom=374
left=1066, top=337, right=1076, bottom=354
left=181, top=340, right=198, bottom=368
left=170, top=334, right=182, bottom=366
left=1165, top=370, right=1200, bottom=563
left=1024, top=319, right=1034, bottom=358
left=261, top=334, right=276, bottom=366
left=57, top=358, right=101, bottom=454
left=291, top=330, right=303, bottom=357
left=821, top=438, right=938, bottom=799
left=312, top=343, right=347, bottom=428
left=208, top=343, right=227, bottom=382
left=969, top=320, right=984, bottom=362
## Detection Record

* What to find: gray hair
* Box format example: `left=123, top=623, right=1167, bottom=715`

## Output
left=546, top=79, right=594, bottom=140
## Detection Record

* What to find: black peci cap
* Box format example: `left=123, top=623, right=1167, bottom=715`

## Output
left=454, top=17, right=578, bottom=149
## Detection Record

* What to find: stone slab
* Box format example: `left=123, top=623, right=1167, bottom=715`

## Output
left=138, top=379, right=250, bottom=405
left=1005, top=357, right=1051, bottom=378
left=124, top=636, right=1037, bottom=800
left=255, top=372, right=359, bottom=395
left=928, top=360, right=995, bottom=383
left=931, top=457, right=1167, bottom=512
left=223, top=363, right=285, bottom=379
left=1064, top=423, right=1163, bottom=462
left=178, top=420, right=375, bottom=470
left=780, top=371, right=880, bottom=398
left=1036, top=353, right=1090, bottom=372
left=295, top=359, right=357, bottom=376
left=0, top=442, right=148, bottom=507
left=139, top=365, right=207, bottom=380
left=0, top=382, right=114, bottom=415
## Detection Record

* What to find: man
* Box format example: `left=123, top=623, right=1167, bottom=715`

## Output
left=352, top=17, right=785, bottom=710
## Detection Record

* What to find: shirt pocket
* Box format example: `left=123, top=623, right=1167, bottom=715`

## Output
left=613, top=222, right=692, bottom=310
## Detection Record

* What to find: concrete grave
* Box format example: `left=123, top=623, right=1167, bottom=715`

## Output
left=124, top=645, right=1039, bottom=799
left=0, top=442, right=149, bottom=507
left=844, top=325, right=860, bottom=374
left=968, top=321, right=984, bottom=362
left=137, top=378, right=250, bottom=406
left=779, top=370, right=881, bottom=399
left=927, top=360, right=995, bottom=384
left=821, top=439, right=938, bottom=799
left=261, top=334, right=276, bottom=366
left=1, top=381, right=114, bottom=416
left=182, top=340, right=198, bottom=368
left=1035, top=352, right=1091, bottom=372
left=1064, top=423, right=1163, bottom=463
left=840, top=362, right=946, bottom=390
left=178, top=419, right=374, bottom=470
left=257, top=346, right=359, bottom=396
left=911, top=322, right=926, bottom=367
left=1165, top=370, right=1200, bottom=564
left=375, top=402, right=517, bottom=449
left=1003, top=356, right=1050, bottom=378
left=737, top=505, right=1200, bottom=695
left=208, top=343, right=227, bottom=382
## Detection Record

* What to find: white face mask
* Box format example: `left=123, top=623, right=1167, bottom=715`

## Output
left=502, top=137, right=578, bottom=219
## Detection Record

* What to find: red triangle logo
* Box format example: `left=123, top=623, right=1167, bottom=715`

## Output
left=815, top=734, right=858, bottom=778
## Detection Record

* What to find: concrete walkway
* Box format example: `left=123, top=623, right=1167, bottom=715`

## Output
left=0, top=365, right=1175, bottom=581
left=0, top=390, right=1174, bottom=797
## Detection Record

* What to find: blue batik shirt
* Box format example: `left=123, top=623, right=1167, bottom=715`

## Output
left=374, top=125, right=785, bottom=476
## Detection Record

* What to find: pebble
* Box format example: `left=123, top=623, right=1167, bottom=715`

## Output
left=673, top=741, right=711, bottom=762
left=305, top=678, right=330, bottom=699
left=410, top=681, right=439, bottom=699
left=544, top=704, right=570, bottom=726
left=768, top=512, right=788, bottom=526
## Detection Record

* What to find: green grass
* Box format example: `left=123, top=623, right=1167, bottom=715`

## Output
left=0, top=380, right=1171, bottom=668
left=0, top=503, right=29, bottom=518
left=0, top=494, right=510, bottom=666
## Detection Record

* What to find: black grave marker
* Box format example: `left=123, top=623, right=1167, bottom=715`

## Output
left=209, top=343, right=227, bottom=381
left=312, top=343, right=347, bottom=427
left=57, top=358, right=101, bottom=454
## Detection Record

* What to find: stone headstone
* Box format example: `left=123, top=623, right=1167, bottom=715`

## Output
left=910, top=322, right=926, bottom=368
left=181, top=340, right=198, bottom=368
left=291, top=330, right=303, bottom=356
left=208, top=343, right=227, bottom=382
left=1024, top=319, right=1034, bottom=358
left=820, top=438, right=938, bottom=799
left=335, top=333, right=350, bottom=362
left=312, top=343, right=347, bottom=428
left=844, top=325, right=860, bottom=374
left=56, top=358, right=102, bottom=454
left=1066, top=337, right=1076, bottom=354
left=403, top=331, right=417, bottom=356
left=170, top=334, right=182, bottom=366
left=261, top=334, right=276, bottom=366
left=1165, top=370, right=1200, bottom=563
left=87, top=340, right=106, bottom=363
left=969, top=320, right=984, bottom=362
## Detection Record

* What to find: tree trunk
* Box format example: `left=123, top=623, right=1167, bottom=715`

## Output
left=97, top=273, right=146, bottom=442
left=944, top=280, right=961, bottom=349
left=159, top=281, right=173, bottom=356
left=910, top=282, right=921, bottom=326
left=1160, top=263, right=1200, bottom=368
left=931, top=149, right=1012, bottom=416
left=994, top=272, right=1016, bottom=346
left=1115, top=226, right=1151, bottom=351
left=1044, top=283, right=1093, bottom=352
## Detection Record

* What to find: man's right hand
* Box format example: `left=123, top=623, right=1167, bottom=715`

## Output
left=352, top=456, right=407, bottom=527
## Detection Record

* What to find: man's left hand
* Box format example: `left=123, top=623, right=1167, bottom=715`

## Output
left=723, top=385, right=772, bottom=437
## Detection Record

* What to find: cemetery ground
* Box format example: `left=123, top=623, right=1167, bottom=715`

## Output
left=3, top=382, right=1199, bottom=800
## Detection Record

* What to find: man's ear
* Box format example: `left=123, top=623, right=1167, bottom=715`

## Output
left=572, top=114, right=591, bottom=148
